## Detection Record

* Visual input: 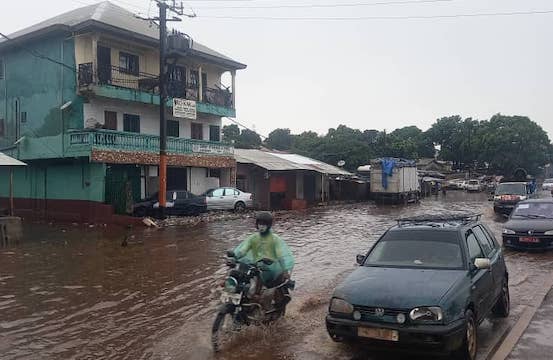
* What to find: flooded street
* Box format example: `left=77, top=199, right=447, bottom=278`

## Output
left=2, top=192, right=553, bottom=360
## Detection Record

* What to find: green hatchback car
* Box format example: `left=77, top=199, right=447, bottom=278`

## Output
left=326, top=214, right=509, bottom=360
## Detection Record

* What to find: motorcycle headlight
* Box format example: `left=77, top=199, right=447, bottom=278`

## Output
left=409, top=307, right=443, bottom=322
left=329, top=298, right=354, bottom=314
left=224, top=277, right=238, bottom=293
left=503, top=229, right=516, bottom=235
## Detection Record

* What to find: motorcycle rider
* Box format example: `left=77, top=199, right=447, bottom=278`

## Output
left=233, top=212, right=295, bottom=305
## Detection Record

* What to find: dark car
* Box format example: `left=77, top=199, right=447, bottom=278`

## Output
left=133, top=190, right=207, bottom=217
left=326, top=214, right=509, bottom=360
left=493, top=182, right=532, bottom=215
left=502, top=199, right=553, bottom=250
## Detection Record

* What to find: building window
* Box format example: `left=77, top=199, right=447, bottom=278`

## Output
left=20, top=112, right=27, bottom=123
left=123, top=114, right=140, bottom=133
left=167, top=120, right=179, bottom=137
left=0, top=59, right=4, bottom=80
left=209, top=125, right=220, bottom=142
left=119, top=52, right=139, bottom=75
left=190, top=70, right=199, bottom=88
left=208, top=168, right=221, bottom=178
left=191, top=122, right=203, bottom=140
left=104, top=111, right=117, bottom=130
left=0, top=118, right=5, bottom=137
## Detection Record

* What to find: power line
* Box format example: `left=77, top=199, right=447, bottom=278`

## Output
left=199, top=9, right=553, bottom=21
left=225, top=117, right=267, bottom=139
left=194, top=0, right=456, bottom=10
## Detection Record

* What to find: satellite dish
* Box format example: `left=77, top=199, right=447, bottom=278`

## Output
left=337, top=160, right=346, bottom=167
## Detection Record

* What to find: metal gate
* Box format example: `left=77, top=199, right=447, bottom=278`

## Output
left=105, top=165, right=141, bottom=215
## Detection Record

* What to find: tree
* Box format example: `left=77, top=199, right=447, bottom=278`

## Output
left=235, top=129, right=262, bottom=149
left=265, top=128, right=293, bottom=150
left=222, top=124, right=240, bottom=143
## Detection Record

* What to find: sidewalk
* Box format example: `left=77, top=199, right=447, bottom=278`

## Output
left=507, top=288, right=553, bottom=360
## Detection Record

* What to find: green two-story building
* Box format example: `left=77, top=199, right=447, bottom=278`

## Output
left=0, top=1, right=246, bottom=222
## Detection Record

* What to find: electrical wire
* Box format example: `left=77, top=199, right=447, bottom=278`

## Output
left=200, top=9, right=553, bottom=21
left=193, top=0, right=456, bottom=10
left=225, top=117, right=267, bottom=139
left=0, top=32, right=77, bottom=72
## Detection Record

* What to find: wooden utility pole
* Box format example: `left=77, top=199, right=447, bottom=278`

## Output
left=140, top=1, right=186, bottom=217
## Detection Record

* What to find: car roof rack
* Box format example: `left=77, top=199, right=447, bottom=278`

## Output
left=397, top=213, right=482, bottom=227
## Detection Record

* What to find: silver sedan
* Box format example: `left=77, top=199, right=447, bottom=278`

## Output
left=203, top=187, right=253, bottom=211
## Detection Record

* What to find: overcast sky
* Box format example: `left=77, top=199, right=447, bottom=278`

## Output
left=2, top=0, right=552, bottom=138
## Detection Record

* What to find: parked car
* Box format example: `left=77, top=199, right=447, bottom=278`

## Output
left=493, top=182, right=532, bottom=215
left=203, top=187, right=253, bottom=211
left=326, top=214, right=509, bottom=360
left=542, top=178, right=553, bottom=191
left=133, top=190, right=207, bottom=217
left=466, top=180, right=484, bottom=192
left=502, top=199, right=553, bottom=250
left=446, top=179, right=465, bottom=190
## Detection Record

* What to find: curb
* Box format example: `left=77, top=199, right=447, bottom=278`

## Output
left=489, top=273, right=553, bottom=360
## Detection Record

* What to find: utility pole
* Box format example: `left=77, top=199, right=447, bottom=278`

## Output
left=139, top=1, right=186, bottom=217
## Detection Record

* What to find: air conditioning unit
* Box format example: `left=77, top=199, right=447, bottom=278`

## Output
left=167, top=34, right=190, bottom=52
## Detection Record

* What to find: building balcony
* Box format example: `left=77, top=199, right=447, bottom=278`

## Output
left=77, top=63, right=236, bottom=118
left=66, top=129, right=234, bottom=158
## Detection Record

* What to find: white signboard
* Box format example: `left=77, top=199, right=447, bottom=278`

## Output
left=173, top=98, right=197, bottom=120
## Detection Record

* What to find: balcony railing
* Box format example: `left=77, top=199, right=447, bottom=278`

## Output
left=78, top=62, right=234, bottom=108
left=68, top=129, right=233, bottom=156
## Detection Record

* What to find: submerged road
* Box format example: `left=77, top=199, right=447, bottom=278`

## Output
left=2, top=191, right=553, bottom=359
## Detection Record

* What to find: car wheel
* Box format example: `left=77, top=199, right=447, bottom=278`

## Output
left=234, top=201, right=246, bottom=213
left=454, top=310, right=477, bottom=360
left=493, top=280, right=510, bottom=318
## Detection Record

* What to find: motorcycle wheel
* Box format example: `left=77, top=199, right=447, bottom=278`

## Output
left=212, top=308, right=238, bottom=352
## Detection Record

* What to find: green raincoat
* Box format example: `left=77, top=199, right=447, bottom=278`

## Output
left=234, top=231, right=295, bottom=284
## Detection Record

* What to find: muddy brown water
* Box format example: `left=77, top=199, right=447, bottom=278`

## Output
left=2, top=192, right=553, bottom=360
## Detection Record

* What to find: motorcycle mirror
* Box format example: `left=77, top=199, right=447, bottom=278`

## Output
left=226, top=250, right=235, bottom=258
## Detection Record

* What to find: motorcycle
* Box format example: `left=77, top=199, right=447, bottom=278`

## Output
left=211, top=250, right=295, bottom=352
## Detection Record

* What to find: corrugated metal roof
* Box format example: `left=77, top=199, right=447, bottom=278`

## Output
left=0, top=152, right=27, bottom=166
left=235, top=149, right=351, bottom=176
left=2, top=1, right=246, bottom=69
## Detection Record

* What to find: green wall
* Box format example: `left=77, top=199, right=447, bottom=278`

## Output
left=0, top=33, right=84, bottom=159
left=0, top=160, right=105, bottom=202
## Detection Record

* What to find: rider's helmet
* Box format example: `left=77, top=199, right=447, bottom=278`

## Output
left=255, top=211, right=273, bottom=235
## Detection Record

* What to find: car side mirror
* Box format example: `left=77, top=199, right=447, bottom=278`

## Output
left=474, top=258, right=491, bottom=270
left=356, top=254, right=366, bottom=265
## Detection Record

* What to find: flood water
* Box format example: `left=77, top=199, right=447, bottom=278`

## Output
left=2, top=191, right=553, bottom=359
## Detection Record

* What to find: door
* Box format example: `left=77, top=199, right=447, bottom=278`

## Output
left=477, top=225, right=506, bottom=301
left=97, top=45, right=111, bottom=84
left=223, top=188, right=239, bottom=209
left=466, top=230, right=494, bottom=319
left=207, top=188, right=225, bottom=210
left=104, top=111, right=117, bottom=130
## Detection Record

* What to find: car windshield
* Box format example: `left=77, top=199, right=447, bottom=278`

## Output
left=496, top=183, right=526, bottom=196
left=469, top=180, right=478, bottom=185
left=512, top=203, right=553, bottom=219
left=545, top=179, right=553, bottom=184
left=364, top=231, right=464, bottom=269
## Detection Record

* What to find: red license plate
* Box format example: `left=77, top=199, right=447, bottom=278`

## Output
left=520, top=237, right=540, bottom=243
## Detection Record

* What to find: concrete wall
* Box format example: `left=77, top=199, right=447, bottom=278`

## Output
left=189, top=167, right=219, bottom=195
left=0, top=160, right=106, bottom=202
left=0, top=33, right=84, bottom=160
left=82, top=98, right=222, bottom=140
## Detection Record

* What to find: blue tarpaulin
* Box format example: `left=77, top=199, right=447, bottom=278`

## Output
left=381, top=158, right=396, bottom=190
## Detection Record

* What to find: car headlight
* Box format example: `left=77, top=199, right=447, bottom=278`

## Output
left=224, top=277, right=238, bottom=293
left=519, top=196, right=527, bottom=201
left=329, top=298, right=354, bottom=314
left=409, top=307, right=443, bottom=322
left=503, top=229, right=516, bottom=235
left=544, top=230, right=553, bottom=236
